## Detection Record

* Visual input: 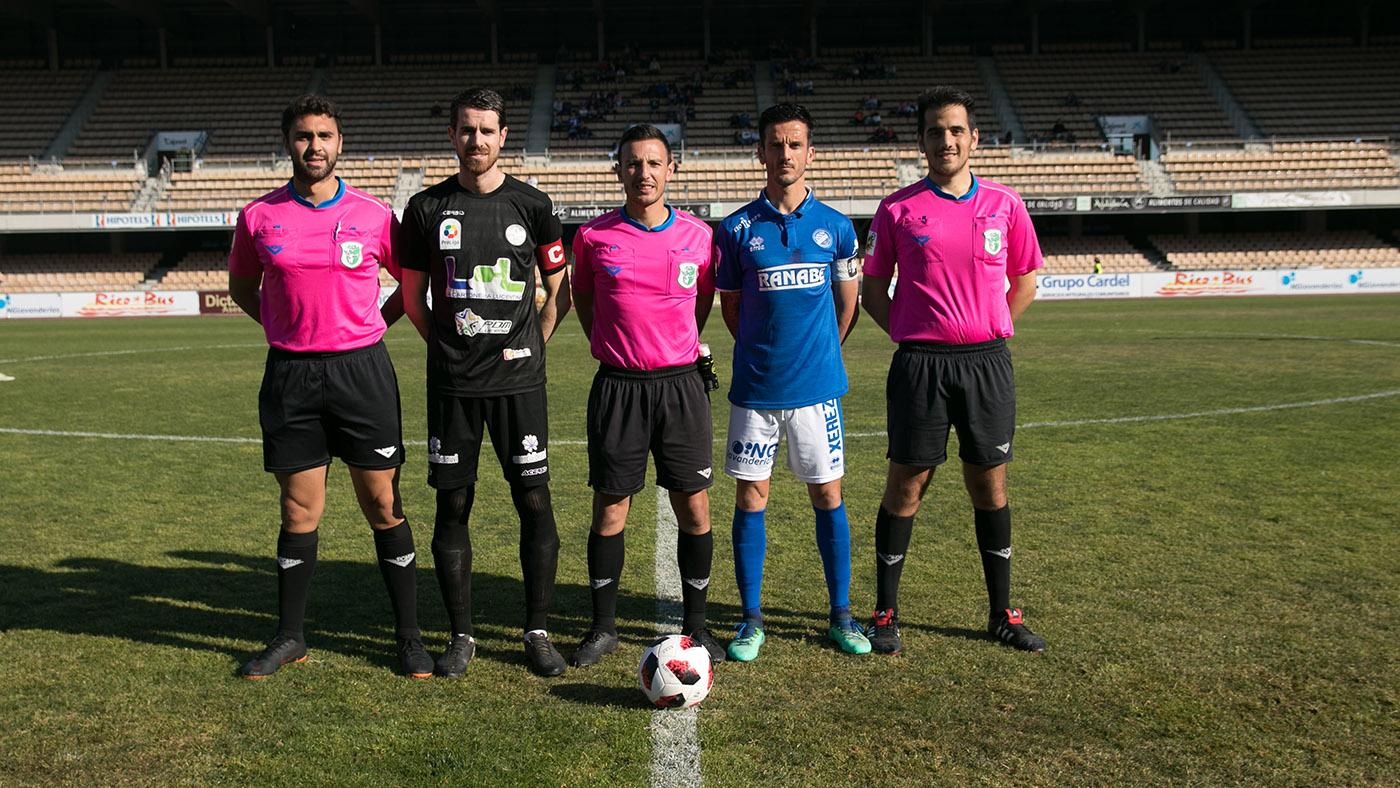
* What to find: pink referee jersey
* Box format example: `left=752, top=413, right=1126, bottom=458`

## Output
left=229, top=178, right=399, bottom=352
left=572, top=207, right=714, bottom=370
left=863, top=176, right=1042, bottom=344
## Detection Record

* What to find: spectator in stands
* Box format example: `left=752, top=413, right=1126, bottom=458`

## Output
left=868, top=126, right=898, bottom=143
left=735, top=129, right=760, bottom=145
left=1001, top=129, right=1014, bottom=146
left=863, top=96, right=881, bottom=111
left=851, top=109, right=866, bottom=125
left=866, top=111, right=883, bottom=127
left=896, top=100, right=917, bottom=118
left=228, top=93, right=429, bottom=681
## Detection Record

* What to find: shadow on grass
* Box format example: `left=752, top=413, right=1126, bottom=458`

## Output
left=0, top=550, right=761, bottom=673
left=549, top=682, right=654, bottom=709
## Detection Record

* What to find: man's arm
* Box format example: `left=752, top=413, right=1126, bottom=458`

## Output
left=379, top=286, right=404, bottom=327
left=1007, top=271, right=1037, bottom=323
left=861, top=275, right=893, bottom=336
left=228, top=273, right=262, bottom=324
left=695, top=290, right=714, bottom=334
left=401, top=268, right=432, bottom=341
left=574, top=288, right=594, bottom=340
left=538, top=265, right=570, bottom=342
left=719, top=291, right=740, bottom=339
left=833, top=277, right=859, bottom=343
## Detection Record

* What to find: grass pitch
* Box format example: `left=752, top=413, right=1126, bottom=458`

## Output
left=1, top=294, right=1397, bottom=785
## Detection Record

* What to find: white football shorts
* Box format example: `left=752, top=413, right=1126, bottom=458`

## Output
left=723, top=399, right=845, bottom=483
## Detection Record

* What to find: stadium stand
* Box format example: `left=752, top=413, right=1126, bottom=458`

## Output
left=324, top=54, right=537, bottom=153
left=1151, top=230, right=1400, bottom=270
left=160, top=248, right=399, bottom=290
left=67, top=62, right=313, bottom=160
left=0, top=252, right=160, bottom=292
left=1161, top=140, right=1400, bottom=192
left=1039, top=235, right=1158, bottom=273
left=0, top=162, right=144, bottom=213
left=791, top=48, right=998, bottom=146
left=0, top=66, right=94, bottom=158
left=550, top=49, right=753, bottom=150
left=967, top=147, right=1147, bottom=194
left=155, top=156, right=401, bottom=212
left=997, top=49, right=1237, bottom=144
left=1209, top=44, right=1400, bottom=138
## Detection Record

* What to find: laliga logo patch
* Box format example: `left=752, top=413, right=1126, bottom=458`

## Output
left=983, top=228, right=1003, bottom=255
left=440, top=218, right=462, bottom=250
left=864, top=230, right=877, bottom=256
left=505, top=223, right=528, bottom=246
left=339, top=241, right=364, bottom=269
left=811, top=228, right=833, bottom=249
left=676, top=262, right=699, bottom=289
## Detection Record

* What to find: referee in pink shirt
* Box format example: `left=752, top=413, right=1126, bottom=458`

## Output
left=569, top=124, right=725, bottom=667
left=860, top=87, right=1047, bottom=655
left=228, top=95, right=431, bottom=679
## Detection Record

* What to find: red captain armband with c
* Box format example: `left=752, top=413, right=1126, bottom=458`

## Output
left=536, top=239, right=567, bottom=275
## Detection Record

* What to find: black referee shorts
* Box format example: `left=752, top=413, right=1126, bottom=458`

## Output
left=258, top=340, right=404, bottom=474
left=886, top=338, right=1017, bottom=468
left=587, top=363, right=714, bottom=497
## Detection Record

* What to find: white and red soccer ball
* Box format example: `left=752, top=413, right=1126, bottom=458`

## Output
left=638, top=634, right=713, bottom=709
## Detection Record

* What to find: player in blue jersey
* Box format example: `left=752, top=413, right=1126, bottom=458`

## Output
left=713, top=103, right=870, bottom=661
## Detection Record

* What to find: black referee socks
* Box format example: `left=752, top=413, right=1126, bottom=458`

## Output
left=974, top=505, right=1013, bottom=615
left=874, top=506, right=915, bottom=612
left=587, top=530, right=625, bottom=635
left=275, top=528, right=318, bottom=640
left=678, top=530, right=713, bottom=634
left=373, top=520, right=421, bottom=640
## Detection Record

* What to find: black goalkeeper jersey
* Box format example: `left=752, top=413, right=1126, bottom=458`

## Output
left=401, top=174, right=565, bottom=396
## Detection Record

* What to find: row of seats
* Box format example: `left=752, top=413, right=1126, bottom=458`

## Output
left=1161, top=141, right=1400, bottom=192
left=0, top=252, right=159, bottom=292
left=1152, top=230, right=1400, bottom=269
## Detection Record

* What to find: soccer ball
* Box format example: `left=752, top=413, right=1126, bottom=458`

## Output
left=638, top=634, right=713, bottom=709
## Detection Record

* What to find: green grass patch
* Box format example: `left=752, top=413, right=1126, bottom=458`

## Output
left=1, top=295, right=1397, bottom=784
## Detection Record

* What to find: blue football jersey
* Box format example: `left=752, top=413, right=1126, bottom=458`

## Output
left=715, top=190, right=859, bottom=409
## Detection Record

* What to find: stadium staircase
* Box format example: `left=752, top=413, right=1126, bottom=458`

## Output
left=976, top=57, right=1025, bottom=143
left=752, top=61, right=775, bottom=113
left=392, top=164, right=423, bottom=212
left=305, top=66, right=327, bottom=96
left=130, top=172, right=165, bottom=212
left=142, top=250, right=183, bottom=290
left=1129, top=235, right=1174, bottom=271
left=1190, top=53, right=1261, bottom=140
left=525, top=65, right=556, bottom=153
left=1139, top=158, right=1175, bottom=197
left=42, top=71, right=113, bottom=161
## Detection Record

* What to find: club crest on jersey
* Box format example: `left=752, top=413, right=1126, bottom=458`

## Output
left=339, top=241, right=364, bottom=269
left=677, top=262, right=699, bottom=289
left=440, top=218, right=461, bottom=250
left=505, top=223, right=528, bottom=246
left=983, top=228, right=1003, bottom=255
left=812, top=228, right=833, bottom=249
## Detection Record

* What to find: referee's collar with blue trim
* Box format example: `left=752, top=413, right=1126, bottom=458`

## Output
left=619, top=204, right=676, bottom=232
left=756, top=187, right=815, bottom=220
left=287, top=177, right=346, bottom=209
left=925, top=174, right=979, bottom=203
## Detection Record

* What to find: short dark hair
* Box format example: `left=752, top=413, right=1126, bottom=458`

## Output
left=916, top=86, right=977, bottom=138
left=758, top=103, right=814, bottom=142
left=449, top=88, right=506, bottom=128
left=615, top=123, right=672, bottom=159
left=281, top=94, right=341, bottom=138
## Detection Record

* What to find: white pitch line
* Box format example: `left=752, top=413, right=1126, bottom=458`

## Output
left=4, top=388, right=1399, bottom=447
left=650, top=485, right=702, bottom=788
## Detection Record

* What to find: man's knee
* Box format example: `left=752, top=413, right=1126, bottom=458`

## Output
left=436, top=485, right=475, bottom=527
